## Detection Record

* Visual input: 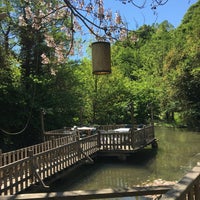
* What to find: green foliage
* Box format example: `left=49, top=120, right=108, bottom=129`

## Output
left=164, top=1, right=200, bottom=126
left=1, top=0, right=200, bottom=151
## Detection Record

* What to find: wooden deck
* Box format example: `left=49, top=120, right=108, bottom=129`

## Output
left=0, top=125, right=155, bottom=196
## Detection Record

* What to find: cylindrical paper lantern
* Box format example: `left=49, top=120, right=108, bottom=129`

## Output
left=92, top=41, right=111, bottom=75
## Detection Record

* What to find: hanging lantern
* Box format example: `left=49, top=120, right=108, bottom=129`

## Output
left=92, top=41, right=111, bottom=75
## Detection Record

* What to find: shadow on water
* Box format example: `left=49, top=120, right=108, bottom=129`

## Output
left=48, top=148, right=158, bottom=192
left=24, top=148, right=158, bottom=196
left=126, top=148, right=158, bottom=165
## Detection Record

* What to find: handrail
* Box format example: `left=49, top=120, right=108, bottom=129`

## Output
left=0, top=135, right=99, bottom=195
left=99, top=125, right=155, bottom=151
left=0, top=132, right=78, bottom=166
left=160, top=165, right=200, bottom=199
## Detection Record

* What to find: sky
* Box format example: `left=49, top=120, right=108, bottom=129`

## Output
left=104, top=0, right=198, bottom=29
left=72, top=0, right=198, bottom=59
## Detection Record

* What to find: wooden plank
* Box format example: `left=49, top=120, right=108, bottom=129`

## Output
left=0, top=185, right=172, bottom=200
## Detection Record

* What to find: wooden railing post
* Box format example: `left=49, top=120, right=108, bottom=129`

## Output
left=77, top=138, right=81, bottom=160
left=28, top=149, right=34, bottom=184
left=52, top=138, right=56, bottom=148
left=97, top=131, right=101, bottom=148
left=130, top=129, right=135, bottom=148
left=76, top=131, right=80, bottom=141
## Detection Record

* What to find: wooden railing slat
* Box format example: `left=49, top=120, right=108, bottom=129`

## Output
left=0, top=133, right=79, bottom=166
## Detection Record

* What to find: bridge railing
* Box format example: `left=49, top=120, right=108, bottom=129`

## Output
left=1, top=124, right=154, bottom=166
left=99, top=131, right=133, bottom=151
left=99, top=125, right=155, bottom=151
left=160, top=165, right=200, bottom=200
left=0, top=134, right=99, bottom=196
left=0, top=132, right=78, bottom=166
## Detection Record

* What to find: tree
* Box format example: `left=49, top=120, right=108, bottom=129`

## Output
left=165, top=1, right=200, bottom=127
left=140, top=21, right=175, bottom=122
left=10, top=0, right=171, bottom=64
left=0, top=0, right=81, bottom=149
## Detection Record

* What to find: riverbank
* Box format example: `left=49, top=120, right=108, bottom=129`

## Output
left=154, top=121, right=200, bottom=132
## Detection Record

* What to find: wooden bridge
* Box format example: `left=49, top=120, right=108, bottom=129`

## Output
left=0, top=125, right=199, bottom=200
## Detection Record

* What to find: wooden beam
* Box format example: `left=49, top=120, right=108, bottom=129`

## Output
left=0, top=185, right=172, bottom=200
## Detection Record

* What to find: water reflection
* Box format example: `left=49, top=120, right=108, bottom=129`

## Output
left=154, top=127, right=200, bottom=179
